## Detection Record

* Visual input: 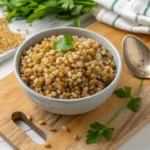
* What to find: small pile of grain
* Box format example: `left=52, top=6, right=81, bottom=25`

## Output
left=0, top=18, right=24, bottom=54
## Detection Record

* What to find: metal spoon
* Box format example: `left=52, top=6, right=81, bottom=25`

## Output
left=122, top=35, right=150, bottom=79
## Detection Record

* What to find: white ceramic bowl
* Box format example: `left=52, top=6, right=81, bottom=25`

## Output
left=14, top=27, right=122, bottom=115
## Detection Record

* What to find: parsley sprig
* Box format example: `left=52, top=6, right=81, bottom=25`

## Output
left=86, top=80, right=143, bottom=144
left=54, top=35, right=74, bottom=52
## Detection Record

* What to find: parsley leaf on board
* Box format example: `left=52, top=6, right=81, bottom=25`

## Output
left=127, top=97, right=141, bottom=112
left=90, top=122, right=104, bottom=130
left=115, top=80, right=143, bottom=112
left=115, top=86, right=131, bottom=98
left=86, top=80, right=143, bottom=144
left=86, top=122, right=115, bottom=144
left=86, top=129, right=103, bottom=144
left=54, top=35, right=74, bottom=52
left=103, top=127, right=115, bottom=141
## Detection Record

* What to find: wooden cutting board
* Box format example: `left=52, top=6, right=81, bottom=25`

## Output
left=1, top=22, right=150, bottom=150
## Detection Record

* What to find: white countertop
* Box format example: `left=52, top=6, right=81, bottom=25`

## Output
left=0, top=16, right=150, bottom=150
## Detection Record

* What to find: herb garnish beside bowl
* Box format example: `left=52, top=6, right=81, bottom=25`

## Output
left=0, top=0, right=98, bottom=27
left=86, top=80, right=143, bottom=144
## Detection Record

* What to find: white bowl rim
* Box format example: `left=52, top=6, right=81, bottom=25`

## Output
left=14, top=27, right=122, bottom=103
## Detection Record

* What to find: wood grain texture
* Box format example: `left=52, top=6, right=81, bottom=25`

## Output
left=0, top=22, right=150, bottom=150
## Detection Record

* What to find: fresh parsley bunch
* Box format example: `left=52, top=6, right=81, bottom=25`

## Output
left=86, top=80, right=143, bottom=144
left=0, top=0, right=98, bottom=27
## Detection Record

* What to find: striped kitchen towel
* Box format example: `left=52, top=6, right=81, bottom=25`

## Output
left=93, top=0, right=150, bottom=34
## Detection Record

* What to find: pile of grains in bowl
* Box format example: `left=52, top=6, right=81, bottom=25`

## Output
left=0, top=18, right=24, bottom=54
left=20, top=35, right=116, bottom=99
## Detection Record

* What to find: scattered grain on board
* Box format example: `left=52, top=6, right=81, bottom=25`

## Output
left=27, top=115, right=32, bottom=121
left=25, top=29, right=29, bottom=34
left=73, top=135, right=80, bottom=140
left=44, top=142, right=51, bottom=148
left=20, top=35, right=116, bottom=99
left=48, top=126, right=56, bottom=132
left=0, top=18, right=24, bottom=54
left=62, top=126, right=69, bottom=132
left=39, top=120, right=46, bottom=125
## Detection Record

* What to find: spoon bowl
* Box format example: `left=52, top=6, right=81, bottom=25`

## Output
left=122, top=35, right=150, bottom=78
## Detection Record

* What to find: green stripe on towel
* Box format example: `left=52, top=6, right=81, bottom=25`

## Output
left=111, top=0, right=119, bottom=10
left=143, top=0, right=150, bottom=16
left=148, top=27, right=150, bottom=33
left=131, top=24, right=142, bottom=31
left=112, top=15, right=120, bottom=26
left=135, top=14, right=139, bottom=22
left=130, top=26, right=134, bottom=31
left=100, top=10, right=109, bottom=22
